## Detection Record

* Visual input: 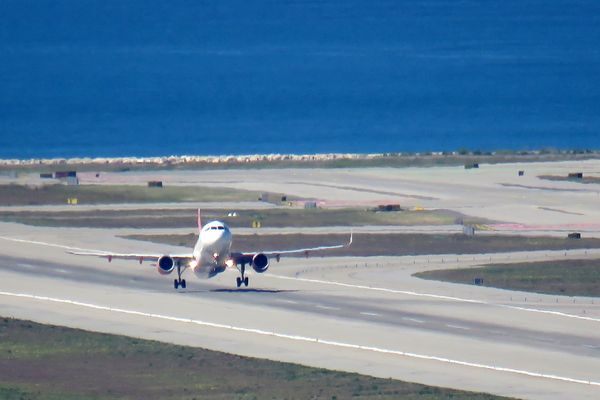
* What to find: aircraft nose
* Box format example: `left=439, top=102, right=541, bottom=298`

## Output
left=206, top=228, right=228, bottom=243
left=206, top=231, right=221, bottom=243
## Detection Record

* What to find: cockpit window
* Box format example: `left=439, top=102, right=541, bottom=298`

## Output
left=205, top=225, right=226, bottom=231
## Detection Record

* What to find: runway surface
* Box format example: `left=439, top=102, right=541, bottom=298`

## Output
left=1, top=224, right=600, bottom=400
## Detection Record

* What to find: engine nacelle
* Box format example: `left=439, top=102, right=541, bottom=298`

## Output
left=252, top=253, right=269, bottom=273
left=157, top=255, right=175, bottom=275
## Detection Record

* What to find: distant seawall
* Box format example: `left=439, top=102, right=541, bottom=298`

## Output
left=0, top=153, right=380, bottom=167
left=1, top=150, right=599, bottom=170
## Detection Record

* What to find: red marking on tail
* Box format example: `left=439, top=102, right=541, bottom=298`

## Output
left=197, top=209, right=203, bottom=232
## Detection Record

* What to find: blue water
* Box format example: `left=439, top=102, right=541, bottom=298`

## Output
left=1, top=1, right=599, bottom=158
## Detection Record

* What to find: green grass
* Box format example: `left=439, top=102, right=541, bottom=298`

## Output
left=124, top=233, right=600, bottom=257
left=0, top=318, right=511, bottom=400
left=0, top=207, right=482, bottom=228
left=415, top=259, right=600, bottom=297
left=0, top=184, right=265, bottom=206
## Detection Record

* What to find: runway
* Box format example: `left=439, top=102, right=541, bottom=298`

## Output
left=1, top=227, right=600, bottom=399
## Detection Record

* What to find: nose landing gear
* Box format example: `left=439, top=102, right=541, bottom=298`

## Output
left=236, top=276, right=249, bottom=288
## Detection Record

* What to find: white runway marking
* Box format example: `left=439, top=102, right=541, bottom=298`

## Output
left=268, top=274, right=600, bottom=323
left=447, top=324, right=471, bottom=331
left=1, top=290, right=599, bottom=388
left=0, top=236, right=108, bottom=254
left=583, top=345, right=600, bottom=350
left=315, top=305, right=340, bottom=311
left=275, top=299, right=298, bottom=304
left=402, top=317, right=424, bottom=324
left=360, top=312, right=379, bottom=316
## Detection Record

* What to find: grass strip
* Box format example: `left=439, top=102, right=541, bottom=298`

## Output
left=0, top=184, right=263, bottom=206
left=0, top=318, right=510, bottom=400
left=0, top=208, right=482, bottom=228
left=414, top=259, right=600, bottom=297
left=538, top=175, right=600, bottom=185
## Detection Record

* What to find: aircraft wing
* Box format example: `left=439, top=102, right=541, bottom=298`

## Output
left=68, top=250, right=194, bottom=263
left=232, top=232, right=352, bottom=263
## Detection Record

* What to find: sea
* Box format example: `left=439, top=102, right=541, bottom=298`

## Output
left=1, top=1, right=599, bottom=159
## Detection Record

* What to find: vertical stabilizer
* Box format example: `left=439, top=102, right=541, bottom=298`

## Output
left=197, top=209, right=202, bottom=233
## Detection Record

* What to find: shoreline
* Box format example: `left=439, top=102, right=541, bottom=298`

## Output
left=1, top=149, right=599, bottom=171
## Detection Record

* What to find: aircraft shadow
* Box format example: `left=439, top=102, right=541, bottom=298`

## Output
left=210, top=288, right=298, bottom=294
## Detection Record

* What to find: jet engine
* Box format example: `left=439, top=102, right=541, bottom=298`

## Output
left=157, top=255, right=175, bottom=275
left=251, top=253, right=269, bottom=273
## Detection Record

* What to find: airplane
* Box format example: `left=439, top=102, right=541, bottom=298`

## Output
left=70, top=210, right=352, bottom=289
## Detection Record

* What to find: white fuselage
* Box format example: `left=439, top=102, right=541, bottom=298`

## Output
left=191, top=221, right=233, bottom=278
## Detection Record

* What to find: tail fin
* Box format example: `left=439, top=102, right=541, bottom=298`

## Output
left=197, top=209, right=203, bottom=233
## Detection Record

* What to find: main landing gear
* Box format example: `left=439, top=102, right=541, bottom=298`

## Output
left=173, top=262, right=187, bottom=289
left=236, top=263, right=249, bottom=288
left=174, top=279, right=186, bottom=289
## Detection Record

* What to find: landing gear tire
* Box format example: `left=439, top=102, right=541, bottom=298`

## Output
left=173, top=261, right=187, bottom=290
left=174, top=278, right=186, bottom=289
left=236, top=263, right=249, bottom=288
